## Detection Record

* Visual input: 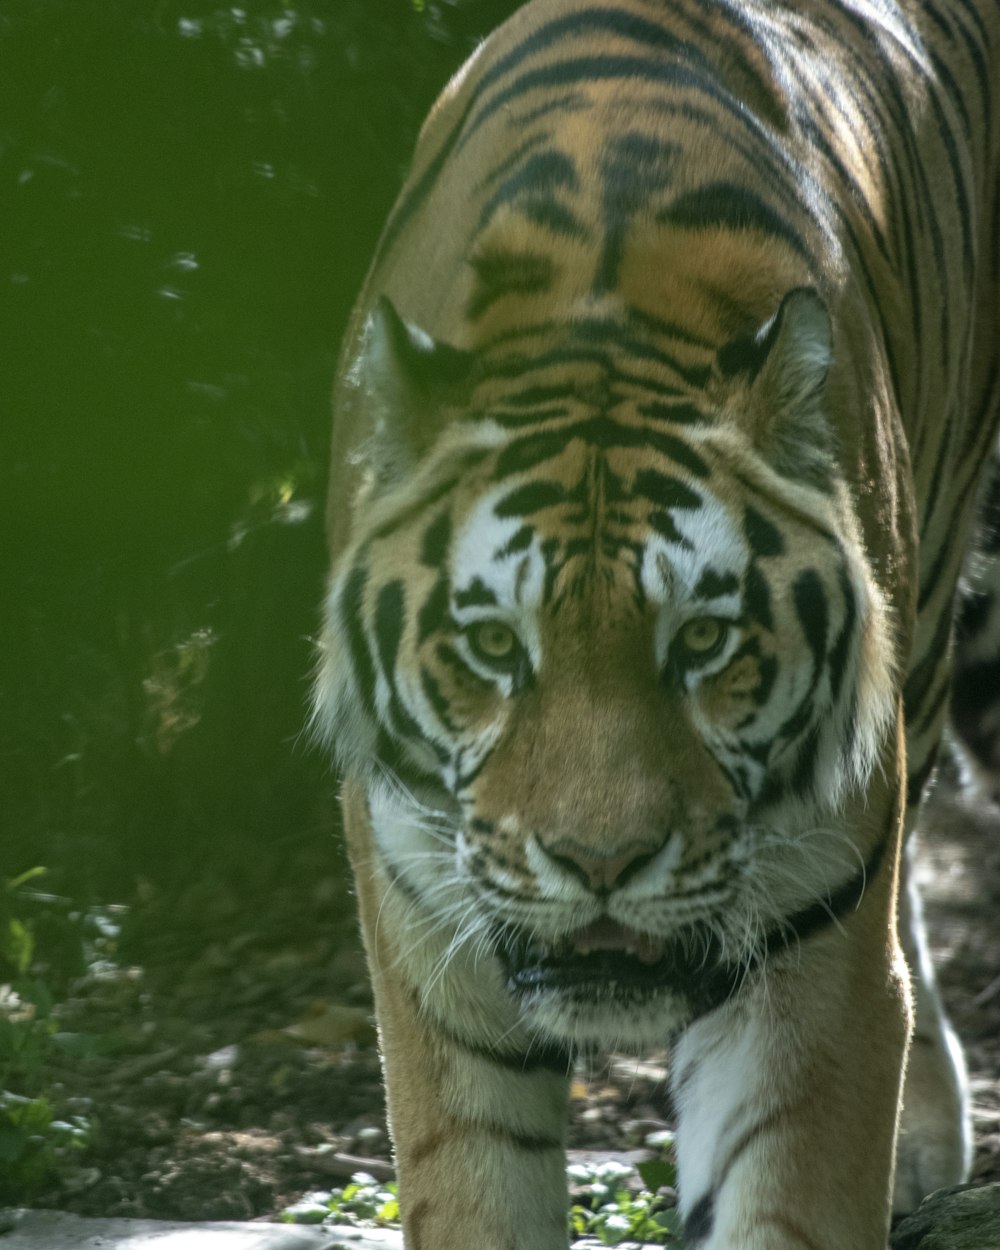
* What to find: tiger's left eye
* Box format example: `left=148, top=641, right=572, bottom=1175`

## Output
left=674, top=616, right=729, bottom=664
left=467, top=621, right=519, bottom=666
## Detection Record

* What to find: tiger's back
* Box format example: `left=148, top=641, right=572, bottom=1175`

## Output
left=315, top=1, right=1000, bottom=1246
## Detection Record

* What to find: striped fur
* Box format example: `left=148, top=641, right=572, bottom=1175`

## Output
left=313, top=0, right=1000, bottom=1245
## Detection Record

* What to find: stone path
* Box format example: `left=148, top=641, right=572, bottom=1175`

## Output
left=0, top=1211, right=619, bottom=1249
left=0, top=1211, right=401, bottom=1250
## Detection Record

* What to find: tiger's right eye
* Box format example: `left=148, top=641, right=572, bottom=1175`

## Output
left=466, top=621, right=519, bottom=667
left=672, top=616, right=730, bottom=668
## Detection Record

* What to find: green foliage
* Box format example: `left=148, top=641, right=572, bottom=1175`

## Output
left=0, top=868, right=93, bottom=1200
left=568, top=1159, right=684, bottom=1246
left=282, top=1173, right=399, bottom=1226
left=0, top=1092, right=91, bottom=1202
left=1, top=869, right=47, bottom=976
left=282, top=1160, right=685, bottom=1245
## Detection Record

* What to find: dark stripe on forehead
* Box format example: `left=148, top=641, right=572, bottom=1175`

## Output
left=496, top=480, right=568, bottom=517
left=633, top=468, right=702, bottom=510
left=483, top=345, right=711, bottom=396
left=744, top=505, right=785, bottom=557
left=492, top=416, right=710, bottom=479
left=476, top=147, right=580, bottom=232
left=658, top=181, right=811, bottom=260
left=475, top=128, right=552, bottom=193
left=650, top=511, right=688, bottom=545
left=695, top=569, right=739, bottom=599
left=496, top=525, right=534, bottom=559
left=743, top=563, right=773, bottom=630
left=467, top=250, right=556, bottom=321
left=454, top=578, right=498, bottom=608
left=418, top=577, right=451, bottom=643
left=421, top=511, right=452, bottom=566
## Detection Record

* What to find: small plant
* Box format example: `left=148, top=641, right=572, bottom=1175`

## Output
left=0, top=867, right=93, bottom=1201
left=283, top=1156, right=685, bottom=1245
left=1, top=868, right=55, bottom=1098
left=568, top=1158, right=684, bottom=1246
left=282, top=1173, right=399, bottom=1226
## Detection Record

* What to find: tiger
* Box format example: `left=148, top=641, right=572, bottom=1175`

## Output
left=953, top=439, right=1000, bottom=800
left=312, top=0, right=1000, bottom=1245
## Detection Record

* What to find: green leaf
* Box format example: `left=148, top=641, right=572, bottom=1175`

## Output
left=2, top=920, right=34, bottom=974
left=4, top=868, right=47, bottom=894
left=637, top=1155, right=676, bottom=1191
left=0, top=1123, right=28, bottom=1164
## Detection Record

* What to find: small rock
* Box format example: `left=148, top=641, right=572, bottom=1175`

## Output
left=355, top=1124, right=386, bottom=1150
left=890, top=1183, right=1000, bottom=1249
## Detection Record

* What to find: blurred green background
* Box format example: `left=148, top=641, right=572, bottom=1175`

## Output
left=2, top=0, right=523, bottom=902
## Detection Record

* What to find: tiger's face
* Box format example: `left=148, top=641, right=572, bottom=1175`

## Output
left=319, top=294, right=895, bottom=1047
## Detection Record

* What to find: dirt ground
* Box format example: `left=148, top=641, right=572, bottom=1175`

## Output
left=31, top=773, right=1000, bottom=1223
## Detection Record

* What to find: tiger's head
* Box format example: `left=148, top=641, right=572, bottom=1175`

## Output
left=314, top=289, right=896, bottom=1047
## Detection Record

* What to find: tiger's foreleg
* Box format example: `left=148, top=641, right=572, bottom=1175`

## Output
left=893, top=831, right=972, bottom=1212
left=342, top=781, right=572, bottom=1250
left=670, top=802, right=911, bottom=1250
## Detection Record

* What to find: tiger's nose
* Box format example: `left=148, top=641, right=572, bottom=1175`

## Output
left=540, top=837, right=662, bottom=893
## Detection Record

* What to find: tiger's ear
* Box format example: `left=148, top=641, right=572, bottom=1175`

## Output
left=351, top=296, right=476, bottom=487
left=715, top=287, right=835, bottom=489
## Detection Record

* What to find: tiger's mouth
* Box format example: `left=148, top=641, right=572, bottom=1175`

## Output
left=498, top=917, right=734, bottom=1002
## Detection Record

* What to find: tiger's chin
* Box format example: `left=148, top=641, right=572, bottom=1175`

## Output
left=496, top=918, right=748, bottom=1047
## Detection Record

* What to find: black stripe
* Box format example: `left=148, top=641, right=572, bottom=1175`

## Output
left=476, top=147, right=579, bottom=233
left=467, top=250, right=555, bottom=320
left=475, top=129, right=552, bottom=194
left=911, top=672, right=952, bottom=739
left=454, top=578, right=499, bottom=609
left=790, top=724, right=822, bottom=795
left=466, top=7, right=708, bottom=125
left=435, top=1020, right=573, bottom=1074
left=420, top=666, right=459, bottom=735
left=902, top=606, right=953, bottom=725
left=827, top=566, right=857, bottom=703
left=510, top=91, right=589, bottom=127
left=793, top=569, right=829, bottom=674
left=744, top=563, right=773, bottom=631
left=374, top=580, right=405, bottom=684
left=695, top=569, right=739, bottom=599
left=496, top=526, right=534, bottom=559
left=342, top=565, right=377, bottom=714
left=421, top=511, right=451, bottom=567
left=633, top=469, right=702, bottom=511
left=906, top=746, right=939, bottom=810
left=496, top=480, right=568, bottom=518
left=637, top=399, right=706, bottom=424
left=463, top=55, right=770, bottom=153
left=764, top=825, right=890, bottom=959
left=685, top=1192, right=715, bottom=1244
left=418, top=577, right=451, bottom=643
left=744, top=506, right=785, bottom=558
left=658, top=181, right=811, bottom=261
left=923, top=0, right=992, bottom=135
